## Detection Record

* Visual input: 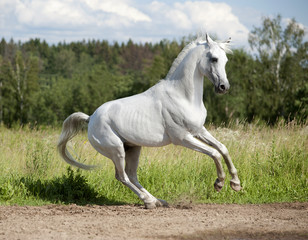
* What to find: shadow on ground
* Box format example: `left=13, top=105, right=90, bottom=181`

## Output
left=20, top=167, right=124, bottom=206
left=163, top=229, right=308, bottom=240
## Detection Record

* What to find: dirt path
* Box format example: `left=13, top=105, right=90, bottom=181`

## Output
left=0, top=202, right=307, bottom=240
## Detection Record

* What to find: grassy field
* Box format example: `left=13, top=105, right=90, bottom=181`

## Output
left=0, top=122, right=307, bottom=206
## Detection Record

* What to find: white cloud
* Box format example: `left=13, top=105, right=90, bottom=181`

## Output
left=84, top=0, right=151, bottom=23
left=13, top=0, right=92, bottom=28
left=148, top=1, right=249, bottom=47
left=1, top=0, right=250, bottom=47
left=9, top=0, right=151, bottom=29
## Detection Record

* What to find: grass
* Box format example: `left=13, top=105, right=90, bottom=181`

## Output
left=0, top=121, right=307, bottom=206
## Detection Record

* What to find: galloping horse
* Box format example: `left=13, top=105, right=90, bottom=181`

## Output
left=58, top=34, right=242, bottom=209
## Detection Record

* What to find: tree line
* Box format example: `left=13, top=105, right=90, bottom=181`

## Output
left=0, top=15, right=307, bottom=127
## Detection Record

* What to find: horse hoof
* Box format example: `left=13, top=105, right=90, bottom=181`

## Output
left=145, top=199, right=169, bottom=209
left=214, top=183, right=223, bottom=192
left=214, top=178, right=224, bottom=192
left=145, top=201, right=157, bottom=209
left=230, top=181, right=242, bottom=192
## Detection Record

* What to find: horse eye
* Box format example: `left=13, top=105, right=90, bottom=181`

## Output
left=211, top=57, right=218, bottom=63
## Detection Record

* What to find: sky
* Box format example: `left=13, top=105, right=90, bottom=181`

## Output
left=0, top=0, right=307, bottom=49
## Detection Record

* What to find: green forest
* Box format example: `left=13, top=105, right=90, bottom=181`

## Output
left=0, top=15, right=307, bottom=127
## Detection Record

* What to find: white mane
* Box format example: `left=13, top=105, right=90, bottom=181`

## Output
left=165, top=37, right=203, bottom=79
left=165, top=35, right=232, bottom=80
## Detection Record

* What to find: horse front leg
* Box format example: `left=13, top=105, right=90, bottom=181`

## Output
left=196, top=127, right=242, bottom=192
left=180, top=134, right=226, bottom=192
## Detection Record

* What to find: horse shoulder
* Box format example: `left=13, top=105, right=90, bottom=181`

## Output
left=161, top=89, right=207, bottom=141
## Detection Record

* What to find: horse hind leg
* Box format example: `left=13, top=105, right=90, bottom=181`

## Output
left=124, top=145, right=168, bottom=208
left=88, top=133, right=156, bottom=208
left=111, top=146, right=157, bottom=208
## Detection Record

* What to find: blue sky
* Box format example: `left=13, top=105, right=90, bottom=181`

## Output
left=1, top=0, right=307, bottom=49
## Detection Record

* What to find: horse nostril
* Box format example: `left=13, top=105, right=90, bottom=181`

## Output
left=219, top=84, right=225, bottom=91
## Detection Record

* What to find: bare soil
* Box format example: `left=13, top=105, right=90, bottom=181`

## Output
left=0, top=202, right=307, bottom=240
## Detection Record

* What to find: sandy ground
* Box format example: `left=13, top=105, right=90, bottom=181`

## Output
left=0, top=202, right=307, bottom=240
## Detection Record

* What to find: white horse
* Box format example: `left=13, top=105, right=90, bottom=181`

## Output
left=58, top=34, right=242, bottom=209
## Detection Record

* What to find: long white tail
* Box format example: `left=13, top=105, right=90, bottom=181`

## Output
left=57, top=112, right=95, bottom=170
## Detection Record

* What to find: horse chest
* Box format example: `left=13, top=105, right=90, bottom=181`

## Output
left=182, top=105, right=207, bottom=131
left=164, top=101, right=206, bottom=134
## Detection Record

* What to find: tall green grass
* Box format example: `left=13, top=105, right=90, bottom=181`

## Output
left=0, top=122, right=307, bottom=206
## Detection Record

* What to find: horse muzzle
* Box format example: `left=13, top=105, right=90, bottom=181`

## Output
left=215, top=81, right=230, bottom=94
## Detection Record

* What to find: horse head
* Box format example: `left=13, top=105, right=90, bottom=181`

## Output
left=198, top=34, right=231, bottom=94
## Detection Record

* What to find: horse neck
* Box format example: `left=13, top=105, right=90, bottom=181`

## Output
left=167, top=47, right=204, bottom=107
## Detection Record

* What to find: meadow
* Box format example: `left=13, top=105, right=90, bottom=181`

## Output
left=0, top=121, right=307, bottom=206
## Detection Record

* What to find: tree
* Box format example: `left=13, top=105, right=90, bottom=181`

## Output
left=248, top=15, right=306, bottom=123
left=0, top=58, right=15, bottom=126
left=0, top=55, right=3, bottom=123
left=54, top=48, right=76, bottom=78
left=0, top=51, right=39, bottom=125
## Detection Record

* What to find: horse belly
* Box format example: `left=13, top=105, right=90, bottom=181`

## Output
left=111, top=101, right=171, bottom=147
left=123, top=122, right=170, bottom=147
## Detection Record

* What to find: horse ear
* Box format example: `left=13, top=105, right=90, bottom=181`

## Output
left=225, top=37, right=231, bottom=44
left=205, top=33, right=214, bottom=45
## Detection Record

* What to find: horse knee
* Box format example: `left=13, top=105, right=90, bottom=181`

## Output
left=128, top=175, right=138, bottom=185
left=211, top=149, right=222, bottom=161
left=117, top=177, right=129, bottom=185
left=115, top=172, right=130, bottom=184
left=220, top=144, right=229, bottom=157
